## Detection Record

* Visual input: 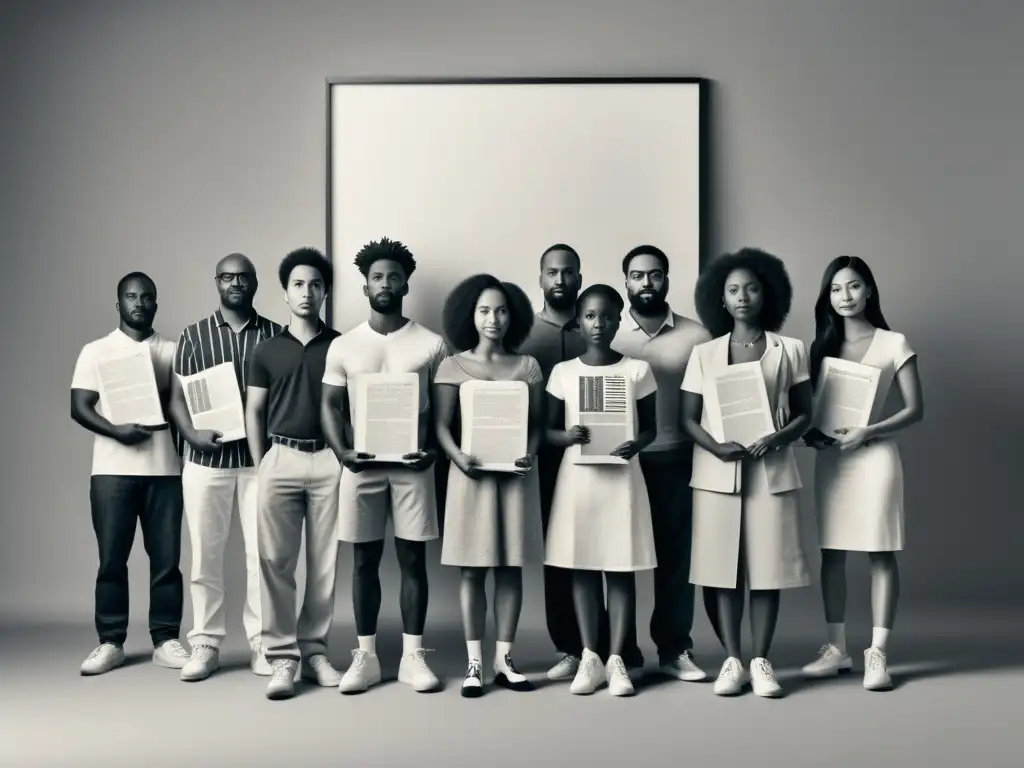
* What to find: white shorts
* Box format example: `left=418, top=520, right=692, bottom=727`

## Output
left=337, top=465, right=439, bottom=543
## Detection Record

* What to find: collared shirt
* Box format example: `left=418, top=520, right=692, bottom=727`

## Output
left=518, top=311, right=588, bottom=383
left=71, top=328, right=180, bottom=477
left=610, top=307, right=712, bottom=452
left=173, top=309, right=283, bottom=469
left=248, top=322, right=341, bottom=442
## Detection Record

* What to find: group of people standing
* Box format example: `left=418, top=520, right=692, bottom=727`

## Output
left=69, top=238, right=923, bottom=702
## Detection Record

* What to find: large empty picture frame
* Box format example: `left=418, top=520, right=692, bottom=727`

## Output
left=326, top=77, right=708, bottom=332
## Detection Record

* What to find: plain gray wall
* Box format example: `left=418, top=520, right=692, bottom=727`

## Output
left=1, top=0, right=1021, bottom=630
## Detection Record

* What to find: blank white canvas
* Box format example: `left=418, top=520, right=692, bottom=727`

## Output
left=329, top=81, right=703, bottom=334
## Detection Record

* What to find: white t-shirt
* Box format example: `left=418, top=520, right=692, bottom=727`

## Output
left=71, top=329, right=180, bottom=477
left=546, top=356, right=658, bottom=463
left=322, top=320, right=449, bottom=424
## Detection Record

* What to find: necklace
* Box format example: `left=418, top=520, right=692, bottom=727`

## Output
left=730, top=332, right=764, bottom=348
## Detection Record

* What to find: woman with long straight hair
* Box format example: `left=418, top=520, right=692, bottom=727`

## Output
left=801, top=256, right=924, bottom=692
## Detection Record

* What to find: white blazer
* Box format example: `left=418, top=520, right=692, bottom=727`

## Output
left=683, top=331, right=810, bottom=496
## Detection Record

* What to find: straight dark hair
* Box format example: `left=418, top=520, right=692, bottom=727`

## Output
left=810, top=256, right=890, bottom=385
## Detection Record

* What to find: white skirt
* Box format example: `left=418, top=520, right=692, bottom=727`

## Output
left=544, top=456, right=656, bottom=572
left=814, top=439, right=905, bottom=552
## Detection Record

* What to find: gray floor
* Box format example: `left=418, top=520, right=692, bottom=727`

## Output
left=1, top=605, right=1021, bottom=767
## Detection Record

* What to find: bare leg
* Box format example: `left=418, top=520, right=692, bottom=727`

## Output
left=459, top=567, right=488, bottom=641
left=868, top=552, right=899, bottom=630
left=605, top=573, right=637, bottom=659
left=572, top=570, right=604, bottom=652
left=493, top=566, right=523, bottom=643
left=714, top=587, right=745, bottom=660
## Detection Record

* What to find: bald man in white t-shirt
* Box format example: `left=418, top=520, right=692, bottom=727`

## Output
left=321, top=238, right=448, bottom=695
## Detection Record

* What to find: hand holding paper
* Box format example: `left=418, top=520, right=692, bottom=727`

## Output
left=340, top=449, right=376, bottom=473
left=401, top=448, right=438, bottom=472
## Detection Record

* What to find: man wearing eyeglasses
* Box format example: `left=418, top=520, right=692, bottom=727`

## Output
left=168, top=253, right=283, bottom=682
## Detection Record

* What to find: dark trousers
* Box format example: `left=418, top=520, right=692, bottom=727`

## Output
left=537, top=447, right=643, bottom=666
left=639, top=447, right=696, bottom=660
left=90, top=475, right=184, bottom=647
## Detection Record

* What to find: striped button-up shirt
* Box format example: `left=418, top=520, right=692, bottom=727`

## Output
left=173, top=309, right=283, bottom=469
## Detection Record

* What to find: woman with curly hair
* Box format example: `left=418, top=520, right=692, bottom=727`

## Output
left=800, top=256, right=923, bottom=692
left=433, top=274, right=545, bottom=698
left=544, top=284, right=659, bottom=698
left=680, top=247, right=813, bottom=698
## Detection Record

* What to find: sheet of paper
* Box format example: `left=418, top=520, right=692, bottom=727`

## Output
left=178, top=362, right=246, bottom=443
left=460, top=380, right=529, bottom=472
left=712, top=362, right=774, bottom=445
left=354, top=372, right=420, bottom=462
left=573, top=374, right=635, bottom=465
left=813, top=357, right=882, bottom=436
left=95, top=348, right=167, bottom=427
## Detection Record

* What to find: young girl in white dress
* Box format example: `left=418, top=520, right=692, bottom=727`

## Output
left=801, top=256, right=924, bottom=692
left=432, top=274, right=545, bottom=698
left=681, top=248, right=814, bottom=698
left=544, top=284, right=659, bottom=698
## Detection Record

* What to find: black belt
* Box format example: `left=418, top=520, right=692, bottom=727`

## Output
left=271, top=435, right=327, bottom=453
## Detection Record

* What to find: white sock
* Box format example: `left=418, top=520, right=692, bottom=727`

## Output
left=495, top=641, right=526, bottom=681
left=402, top=634, right=422, bottom=656
left=827, top=622, right=847, bottom=653
left=466, top=640, right=483, bottom=664
left=871, top=627, right=890, bottom=652
left=357, top=635, right=376, bottom=655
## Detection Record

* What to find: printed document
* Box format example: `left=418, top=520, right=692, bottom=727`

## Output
left=354, top=372, right=420, bottom=462
left=460, top=380, right=528, bottom=472
left=574, top=374, right=635, bottom=465
left=178, top=362, right=246, bottom=442
left=712, top=362, right=774, bottom=445
left=813, top=357, right=882, bottom=436
left=96, top=348, right=166, bottom=427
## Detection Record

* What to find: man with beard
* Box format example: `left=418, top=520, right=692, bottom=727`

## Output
left=71, top=272, right=190, bottom=676
left=169, top=253, right=283, bottom=682
left=321, top=237, right=447, bottom=694
left=518, top=244, right=645, bottom=682
left=246, top=247, right=344, bottom=700
left=610, top=245, right=712, bottom=684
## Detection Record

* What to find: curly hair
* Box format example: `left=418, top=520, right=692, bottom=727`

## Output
left=278, top=247, right=334, bottom=292
left=694, top=247, right=793, bottom=336
left=575, top=283, right=625, bottom=316
left=441, top=274, right=535, bottom=353
left=353, top=237, right=417, bottom=279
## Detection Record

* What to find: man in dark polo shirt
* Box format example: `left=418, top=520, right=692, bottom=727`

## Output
left=245, top=247, right=343, bottom=701
left=519, top=243, right=644, bottom=682
left=168, top=253, right=283, bottom=683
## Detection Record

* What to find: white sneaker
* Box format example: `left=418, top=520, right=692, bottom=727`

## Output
left=80, top=643, right=125, bottom=676
left=658, top=651, right=708, bottom=682
left=251, top=646, right=272, bottom=676
left=398, top=648, right=442, bottom=692
left=153, top=639, right=190, bottom=669
left=749, top=657, right=784, bottom=698
left=863, top=647, right=893, bottom=691
left=301, top=654, right=342, bottom=687
left=802, top=643, right=853, bottom=677
left=606, top=655, right=635, bottom=697
left=569, top=649, right=605, bottom=695
left=713, top=657, right=748, bottom=696
left=180, top=645, right=220, bottom=682
left=266, top=659, right=299, bottom=700
left=547, top=653, right=581, bottom=681
left=338, top=650, right=382, bottom=694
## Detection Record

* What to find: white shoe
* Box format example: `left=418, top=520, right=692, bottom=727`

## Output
left=180, top=645, right=220, bottom=682
left=266, top=659, right=299, bottom=700
left=713, top=657, right=747, bottom=696
left=461, top=659, right=484, bottom=698
left=153, top=639, right=190, bottom=669
left=802, top=643, right=853, bottom=678
left=547, top=653, right=581, bottom=681
left=399, top=648, right=442, bottom=692
left=606, top=655, right=635, bottom=697
left=338, top=650, right=382, bottom=694
left=863, top=647, right=893, bottom=691
left=569, top=649, right=605, bottom=695
left=658, top=651, right=708, bottom=682
left=301, top=654, right=342, bottom=687
left=749, top=657, right=784, bottom=698
left=80, top=643, right=125, bottom=676
left=251, top=646, right=272, bottom=676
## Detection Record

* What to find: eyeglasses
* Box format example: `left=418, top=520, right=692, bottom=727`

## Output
left=217, top=272, right=254, bottom=285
